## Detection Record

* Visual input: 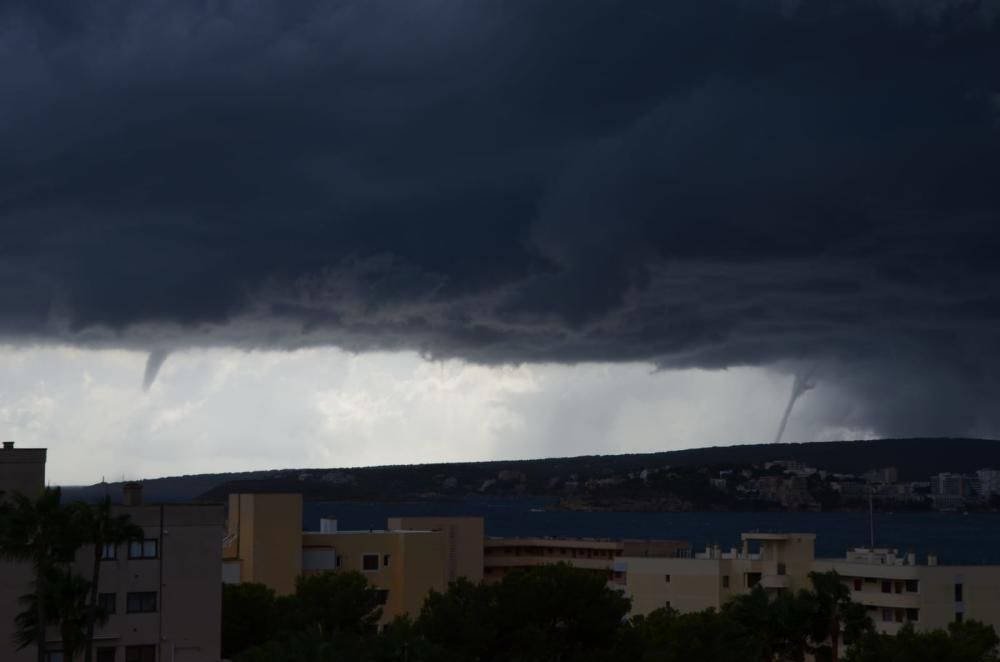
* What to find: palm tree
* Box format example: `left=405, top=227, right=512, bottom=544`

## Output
left=804, top=571, right=872, bottom=662
left=74, top=497, right=144, bottom=662
left=16, top=566, right=101, bottom=662
left=0, top=487, right=78, bottom=662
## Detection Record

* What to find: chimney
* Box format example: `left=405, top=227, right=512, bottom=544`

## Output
left=320, top=518, right=338, bottom=533
left=928, top=554, right=938, bottom=566
left=2, top=441, right=14, bottom=450
left=123, top=481, right=143, bottom=506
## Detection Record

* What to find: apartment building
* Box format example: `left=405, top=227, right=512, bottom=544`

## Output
left=619, top=533, right=816, bottom=615
left=78, top=484, right=224, bottom=662
left=0, top=442, right=47, bottom=662
left=0, top=445, right=224, bottom=662
left=222, top=493, right=484, bottom=622
left=616, top=532, right=1000, bottom=634
left=484, top=536, right=689, bottom=583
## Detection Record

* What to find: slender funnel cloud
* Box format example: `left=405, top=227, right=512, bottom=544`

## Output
left=774, top=368, right=817, bottom=444
left=142, top=349, right=171, bottom=392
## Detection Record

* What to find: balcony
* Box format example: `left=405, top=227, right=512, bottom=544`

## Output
left=850, top=590, right=920, bottom=609
left=759, top=574, right=791, bottom=589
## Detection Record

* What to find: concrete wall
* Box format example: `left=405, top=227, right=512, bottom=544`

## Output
left=623, top=557, right=724, bottom=615
left=69, top=504, right=225, bottom=662
left=0, top=445, right=45, bottom=662
left=302, top=530, right=445, bottom=622
left=387, top=517, right=484, bottom=585
left=0, top=446, right=46, bottom=500
left=227, top=493, right=303, bottom=595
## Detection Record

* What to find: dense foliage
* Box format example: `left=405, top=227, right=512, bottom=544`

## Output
left=223, top=566, right=1000, bottom=662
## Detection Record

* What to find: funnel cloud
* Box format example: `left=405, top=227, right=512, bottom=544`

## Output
left=142, top=350, right=171, bottom=392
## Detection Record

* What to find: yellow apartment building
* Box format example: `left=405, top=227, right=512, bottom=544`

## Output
left=619, top=533, right=816, bottom=614
left=222, top=494, right=484, bottom=622
left=1, top=445, right=224, bottom=662
left=617, top=532, right=1000, bottom=635
left=484, top=536, right=689, bottom=583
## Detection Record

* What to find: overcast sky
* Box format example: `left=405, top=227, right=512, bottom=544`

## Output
left=1, top=1, right=998, bottom=484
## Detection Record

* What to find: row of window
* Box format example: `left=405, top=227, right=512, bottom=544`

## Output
left=879, top=607, right=920, bottom=623
left=100, top=539, right=159, bottom=561
left=97, top=591, right=158, bottom=614
left=485, top=547, right=615, bottom=559
left=47, top=645, right=155, bottom=662
left=852, top=577, right=921, bottom=593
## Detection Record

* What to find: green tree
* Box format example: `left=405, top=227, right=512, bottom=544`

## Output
left=16, top=566, right=101, bottom=662
left=723, top=585, right=811, bottom=661
left=417, top=577, right=497, bottom=661
left=418, top=564, right=630, bottom=662
left=846, top=620, right=999, bottom=662
left=623, top=607, right=747, bottom=662
left=295, top=571, right=383, bottom=639
left=238, top=629, right=335, bottom=662
left=804, top=571, right=872, bottom=662
left=73, top=497, right=144, bottom=662
left=222, top=582, right=278, bottom=659
left=0, top=487, right=78, bottom=662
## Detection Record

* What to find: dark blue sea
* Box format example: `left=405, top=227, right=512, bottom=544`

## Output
left=304, top=498, right=1000, bottom=565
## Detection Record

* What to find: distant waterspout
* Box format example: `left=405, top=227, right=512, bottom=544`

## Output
left=774, top=368, right=817, bottom=444
left=142, top=349, right=171, bottom=392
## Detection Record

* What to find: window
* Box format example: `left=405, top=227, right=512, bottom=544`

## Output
left=906, top=608, right=920, bottom=622
left=96, top=648, right=116, bottom=662
left=664, top=574, right=671, bottom=583
left=125, top=646, right=155, bottom=662
left=955, top=584, right=964, bottom=602
left=128, top=539, right=158, bottom=560
left=747, top=572, right=761, bottom=588
left=98, top=592, right=116, bottom=615
left=126, top=592, right=157, bottom=613
left=362, top=554, right=379, bottom=571
left=375, top=589, right=389, bottom=605
left=776, top=563, right=786, bottom=576
left=882, top=608, right=894, bottom=623
left=101, top=543, right=117, bottom=560
left=383, top=554, right=391, bottom=568
left=45, top=652, right=64, bottom=662
left=956, top=611, right=964, bottom=624
left=895, top=609, right=904, bottom=623
left=905, top=580, right=919, bottom=593
left=722, top=575, right=730, bottom=589
left=881, top=580, right=892, bottom=594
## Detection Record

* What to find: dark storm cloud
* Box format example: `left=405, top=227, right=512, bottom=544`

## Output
left=1, top=0, right=1000, bottom=435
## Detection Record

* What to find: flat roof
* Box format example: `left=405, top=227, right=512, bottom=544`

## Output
left=741, top=532, right=816, bottom=541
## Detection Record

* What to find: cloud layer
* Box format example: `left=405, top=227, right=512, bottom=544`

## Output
left=2, top=1, right=999, bottom=437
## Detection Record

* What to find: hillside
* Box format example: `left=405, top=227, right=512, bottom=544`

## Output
left=59, top=438, right=1000, bottom=507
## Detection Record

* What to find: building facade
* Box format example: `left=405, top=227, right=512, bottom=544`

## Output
left=79, top=493, right=225, bottom=662
left=616, top=532, right=1000, bottom=635
left=484, top=536, right=689, bottom=583
left=0, top=446, right=223, bottom=662
left=0, top=442, right=46, bottom=662
left=222, top=494, right=485, bottom=623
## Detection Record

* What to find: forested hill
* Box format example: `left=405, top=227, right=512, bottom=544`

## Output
left=59, top=438, right=1000, bottom=505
